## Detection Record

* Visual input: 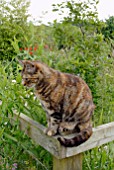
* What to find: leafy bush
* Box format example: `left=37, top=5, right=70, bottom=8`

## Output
left=0, top=0, right=30, bottom=60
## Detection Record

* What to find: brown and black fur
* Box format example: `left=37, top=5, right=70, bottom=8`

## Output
left=19, top=60, right=95, bottom=147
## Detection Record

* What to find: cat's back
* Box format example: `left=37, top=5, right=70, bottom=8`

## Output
left=60, top=72, right=92, bottom=96
left=61, top=72, right=85, bottom=86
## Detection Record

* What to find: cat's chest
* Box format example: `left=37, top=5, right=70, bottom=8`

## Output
left=36, top=91, right=61, bottom=116
left=40, top=100, right=54, bottom=115
left=35, top=93, right=48, bottom=108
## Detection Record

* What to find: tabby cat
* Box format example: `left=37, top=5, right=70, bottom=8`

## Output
left=19, top=60, right=95, bottom=147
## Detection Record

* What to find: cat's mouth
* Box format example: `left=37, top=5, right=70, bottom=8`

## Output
left=27, top=84, right=35, bottom=88
left=22, top=80, right=35, bottom=88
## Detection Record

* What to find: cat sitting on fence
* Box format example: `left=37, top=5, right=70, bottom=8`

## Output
left=19, top=60, right=95, bottom=147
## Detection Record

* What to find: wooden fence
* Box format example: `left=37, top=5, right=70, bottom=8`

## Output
left=11, top=112, right=114, bottom=170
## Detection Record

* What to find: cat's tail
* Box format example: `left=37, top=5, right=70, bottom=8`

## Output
left=58, top=126, right=92, bottom=147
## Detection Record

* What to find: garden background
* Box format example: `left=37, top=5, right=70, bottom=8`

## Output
left=0, top=0, right=114, bottom=169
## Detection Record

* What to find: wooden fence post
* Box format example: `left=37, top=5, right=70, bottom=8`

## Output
left=53, top=153, right=83, bottom=170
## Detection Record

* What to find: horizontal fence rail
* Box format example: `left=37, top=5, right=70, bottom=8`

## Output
left=11, top=112, right=114, bottom=159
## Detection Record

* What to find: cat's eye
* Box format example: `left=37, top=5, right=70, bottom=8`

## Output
left=63, top=128, right=68, bottom=132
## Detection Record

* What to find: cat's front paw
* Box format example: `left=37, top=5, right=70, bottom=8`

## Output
left=44, top=128, right=57, bottom=136
left=47, top=130, right=55, bottom=136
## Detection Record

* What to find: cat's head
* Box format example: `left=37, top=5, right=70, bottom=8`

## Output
left=18, top=60, right=44, bottom=88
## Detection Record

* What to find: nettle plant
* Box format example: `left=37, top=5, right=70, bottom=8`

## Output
left=0, top=61, right=50, bottom=169
left=0, top=60, right=46, bottom=123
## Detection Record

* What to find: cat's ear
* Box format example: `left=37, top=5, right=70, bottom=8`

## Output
left=18, top=59, right=24, bottom=67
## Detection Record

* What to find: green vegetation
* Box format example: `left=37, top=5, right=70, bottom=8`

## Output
left=0, top=0, right=114, bottom=169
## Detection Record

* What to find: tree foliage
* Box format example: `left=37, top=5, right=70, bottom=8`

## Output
left=101, top=16, right=114, bottom=40
left=0, top=0, right=30, bottom=60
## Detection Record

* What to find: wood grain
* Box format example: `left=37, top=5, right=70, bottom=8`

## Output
left=53, top=153, right=83, bottom=170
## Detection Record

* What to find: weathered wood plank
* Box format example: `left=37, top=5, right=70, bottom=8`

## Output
left=11, top=112, right=114, bottom=159
left=11, top=111, right=62, bottom=158
left=53, top=153, right=83, bottom=170
left=65, top=123, right=114, bottom=158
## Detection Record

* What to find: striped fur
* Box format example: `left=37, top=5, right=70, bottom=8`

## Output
left=19, top=60, right=95, bottom=147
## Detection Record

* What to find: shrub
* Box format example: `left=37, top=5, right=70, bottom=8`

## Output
left=0, top=0, right=30, bottom=60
